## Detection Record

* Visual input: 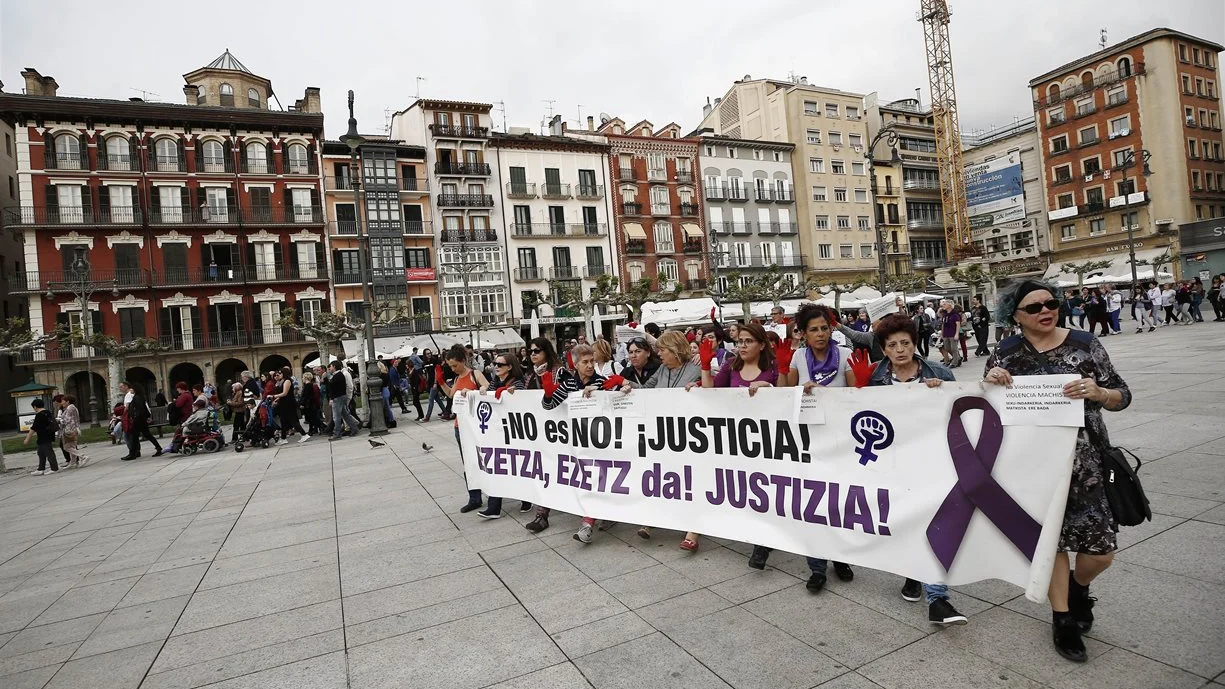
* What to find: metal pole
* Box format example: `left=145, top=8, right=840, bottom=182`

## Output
left=708, top=233, right=723, bottom=321
left=1124, top=162, right=1138, bottom=287
left=868, top=153, right=888, bottom=292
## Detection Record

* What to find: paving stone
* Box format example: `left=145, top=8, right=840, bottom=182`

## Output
left=160, top=649, right=347, bottom=689
left=142, top=629, right=345, bottom=689
left=1196, top=503, right=1225, bottom=526
left=1147, top=492, right=1222, bottom=519
left=1141, top=452, right=1225, bottom=502
left=635, top=589, right=735, bottom=633
left=1047, top=647, right=1206, bottom=689
left=73, top=594, right=190, bottom=659
left=484, top=662, right=595, bottom=689
left=487, top=548, right=593, bottom=603
left=0, top=664, right=60, bottom=689
left=858, top=633, right=1045, bottom=688
left=597, top=563, right=703, bottom=610
left=345, top=587, right=517, bottom=648
left=0, top=640, right=80, bottom=678
left=743, top=586, right=925, bottom=668
left=708, top=567, right=803, bottom=605
left=343, top=565, right=503, bottom=626
left=1117, top=519, right=1225, bottom=585
left=115, top=563, right=207, bottom=608
left=941, top=606, right=1111, bottom=685
left=348, top=606, right=564, bottom=689
left=0, top=612, right=105, bottom=659
left=574, top=632, right=733, bottom=689
left=814, top=673, right=886, bottom=688
left=668, top=606, right=845, bottom=688
left=154, top=600, right=342, bottom=673
left=340, top=535, right=482, bottom=596
left=522, top=581, right=629, bottom=634
left=42, top=640, right=161, bottom=689
left=30, top=575, right=140, bottom=626
left=198, top=539, right=335, bottom=591
left=171, top=564, right=340, bottom=635
left=550, top=610, right=655, bottom=658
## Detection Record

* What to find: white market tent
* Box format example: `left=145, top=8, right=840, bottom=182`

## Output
left=1045, top=247, right=1174, bottom=287
left=638, top=286, right=939, bottom=327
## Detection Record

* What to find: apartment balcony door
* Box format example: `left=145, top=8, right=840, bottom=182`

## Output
left=259, top=301, right=282, bottom=344
left=296, top=243, right=318, bottom=279
left=253, top=242, right=278, bottom=280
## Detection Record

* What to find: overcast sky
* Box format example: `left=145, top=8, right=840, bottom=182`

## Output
left=3, top=0, right=1222, bottom=139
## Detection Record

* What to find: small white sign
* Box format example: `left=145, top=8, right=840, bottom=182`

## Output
left=797, top=391, right=827, bottom=425
left=867, top=294, right=900, bottom=324
left=567, top=394, right=608, bottom=418
left=984, top=374, right=1084, bottom=427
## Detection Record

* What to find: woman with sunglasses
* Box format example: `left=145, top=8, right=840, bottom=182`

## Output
left=983, top=280, right=1131, bottom=663
left=866, top=314, right=969, bottom=628
left=619, top=330, right=702, bottom=541
left=680, top=323, right=777, bottom=553
left=745, top=304, right=856, bottom=589
left=476, top=353, right=532, bottom=519
left=523, top=337, right=565, bottom=533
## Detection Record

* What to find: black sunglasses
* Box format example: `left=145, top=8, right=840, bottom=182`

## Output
left=1018, top=298, right=1061, bottom=315
left=529, top=348, right=542, bottom=354
left=494, top=361, right=510, bottom=367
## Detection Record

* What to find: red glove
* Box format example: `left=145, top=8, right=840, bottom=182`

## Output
left=698, top=339, right=716, bottom=371
left=709, top=306, right=716, bottom=322
left=541, top=371, right=559, bottom=397
left=494, top=385, right=510, bottom=400
left=434, top=366, right=445, bottom=386
left=775, top=341, right=792, bottom=374
left=602, top=375, right=626, bottom=391
left=848, top=349, right=876, bottom=388
left=828, top=311, right=840, bottom=327
left=627, top=321, right=638, bottom=329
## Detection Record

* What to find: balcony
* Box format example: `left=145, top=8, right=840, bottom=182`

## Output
left=549, top=266, right=580, bottom=279
left=12, top=269, right=150, bottom=294
left=683, top=240, right=704, bottom=254
left=907, top=216, right=943, bottom=230
left=910, top=255, right=947, bottom=269
left=96, top=155, right=136, bottom=172
left=584, top=265, right=612, bottom=278
left=778, top=222, right=798, bottom=235
left=755, top=189, right=776, bottom=203
left=240, top=205, right=326, bottom=225
left=401, top=178, right=430, bottom=192
left=902, top=179, right=941, bottom=191
left=622, top=202, right=643, bottom=215
left=334, top=271, right=363, bottom=285
left=685, top=279, right=708, bottom=290
left=375, top=318, right=434, bottom=337
left=511, top=222, right=606, bottom=238
left=729, top=222, right=752, bottom=234
left=3, top=205, right=325, bottom=227
left=405, top=221, right=433, bottom=236
left=442, top=229, right=498, bottom=243
left=774, top=189, right=795, bottom=203
left=705, top=185, right=727, bottom=201
left=437, top=193, right=494, bottom=208
left=625, top=240, right=646, bottom=255
left=676, top=171, right=694, bottom=184
left=506, top=182, right=538, bottom=199
left=679, top=202, right=700, bottom=216
left=429, top=124, right=490, bottom=139
left=618, top=167, right=636, bottom=181
left=886, top=243, right=910, bottom=255
left=324, top=175, right=355, bottom=191
left=541, top=183, right=571, bottom=200
left=575, top=184, right=604, bottom=200
left=651, top=203, right=671, bottom=216
left=513, top=267, right=544, bottom=282
left=1034, top=64, right=1146, bottom=107
left=435, top=161, right=491, bottom=176
left=727, top=188, right=749, bottom=203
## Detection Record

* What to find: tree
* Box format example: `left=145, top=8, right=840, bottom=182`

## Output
left=884, top=272, right=927, bottom=294
left=752, top=265, right=821, bottom=307
left=1060, top=260, right=1113, bottom=289
left=1131, top=250, right=1177, bottom=282
left=78, top=333, right=170, bottom=408
left=603, top=276, right=682, bottom=323
left=708, top=271, right=765, bottom=320
left=948, top=263, right=988, bottom=295
left=539, top=273, right=622, bottom=339
left=814, top=274, right=875, bottom=312
left=278, top=302, right=415, bottom=365
left=0, top=317, right=62, bottom=357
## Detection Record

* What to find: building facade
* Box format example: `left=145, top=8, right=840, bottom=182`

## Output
left=866, top=94, right=948, bottom=274
left=491, top=120, right=618, bottom=339
left=698, top=77, right=879, bottom=282
left=1029, top=28, right=1225, bottom=276
left=598, top=118, right=707, bottom=295
left=0, top=55, right=328, bottom=420
left=961, top=118, right=1051, bottom=278
left=695, top=134, right=802, bottom=291
left=320, top=138, right=435, bottom=334
left=0, top=113, right=24, bottom=426
left=391, top=100, right=509, bottom=331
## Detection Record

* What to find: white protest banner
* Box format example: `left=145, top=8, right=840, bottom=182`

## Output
left=867, top=293, right=901, bottom=323
left=459, top=382, right=1079, bottom=601
left=984, top=374, right=1083, bottom=426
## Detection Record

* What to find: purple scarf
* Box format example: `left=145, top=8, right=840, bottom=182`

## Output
left=805, top=345, right=841, bottom=386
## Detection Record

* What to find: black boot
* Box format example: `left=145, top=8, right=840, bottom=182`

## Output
left=1052, top=612, right=1087, bottom=662
left=747, top=545, right=771, bottom=570
left=1068, top=571, right=1096, bottom=632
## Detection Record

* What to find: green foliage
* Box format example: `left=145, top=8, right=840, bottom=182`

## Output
left=1059, top=260, right=1113, bottom=288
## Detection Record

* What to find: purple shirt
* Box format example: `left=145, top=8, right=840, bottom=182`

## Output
left=713, top=363, right=779, bottom=388
left=940, top=310, right=961, bottom=338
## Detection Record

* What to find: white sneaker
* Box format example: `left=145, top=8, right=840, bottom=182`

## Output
left=276, top=439, right=289, bottom=446
left=298, top=435, right=311, bottom=444
left=48, top=468, right=58, bottom=473
left=573, top=524, right=593, bottom=544
left=30, top=469, right=45, bottom=475
left=78, top=455, right=91, bottom=467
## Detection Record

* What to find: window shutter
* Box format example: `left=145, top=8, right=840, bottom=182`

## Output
left=207, top=306, right=219, bottom=341
left=252, top=303, right=263, bottom=334
left=282, top=188, right=293, bottom=215
left=98, top=186, right=110, bottom=220
left=179, top=187, right=189, bottom=214
left=265, top=142, right=275, bottom=171
left=44, top=135, right=56, bottom=169
left=224, top=140, right=234, bottom=172
left=273, top=242, right=285, bottom=272
left=158, top=307, right=171, bottom=341
left=81, top=185, right=93, bottom=222
left=314, top=241, right=325, bottom=269
left=149, top=186, right=161, bottom=218
left=307, top=144, right=318, bottom=174
left=235, top=302, right=246, bottom=335
left=45, top=184, right=59, bottom=219
left=91, top=310, right=103, bottom=337
left=56, top=312, right=70, bottom=331
left=289, top=243, right=300, bottom=271
left=129, top=135, right=139, bottom=167
left=225, top=187, right=237, bottom=217
left=79, top=134, right=90, bottom=170
left=309, top=189, right=320, bottom=220
left=177, top=139, right=186, bottom=171
left=189, top=306, right=201, bottom=347
left=245, top=242, right=256, bottom=268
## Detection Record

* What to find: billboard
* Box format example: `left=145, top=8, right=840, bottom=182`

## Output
left=965, top=154, right=1025, bottom=230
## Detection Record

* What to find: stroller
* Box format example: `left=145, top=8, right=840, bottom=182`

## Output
left=235, top=399, right=279, bottom=451
left=173, top=410, right=226, bottom=456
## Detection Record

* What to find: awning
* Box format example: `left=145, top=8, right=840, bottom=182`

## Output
left=682, top=223, right=703, bottom=239
left=1044, top=247, right=1173, bottom=286
left=623, top=222, right=646, bottom=240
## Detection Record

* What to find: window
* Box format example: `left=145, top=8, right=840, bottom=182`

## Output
left=899, top=137, right=936, bottom=153
left=55, top=184, right=83, bottom=223
left=54, top=134, right=81, bottom=169
left=292, top=188, right=313, bottom=222
left=1108, top=117, right=1130, bottom=137
left=860, top=244, right=873, bottom=258
left=3, top=132, right=9, bottom=156
left=839, top=244, right=853, bottom=259
left=836, top=215, right=850, bottom=229
left=1112, top=148, right=1133, bottom=168
left=647, top=152, right=666, bottom=180
left=852, top=162, right=866, bottom=176
left=1060, top=224, right=1076, bottom=240
left=1116, top=178, right=1135, bottom=197
left=245, top=88, right=261, bottom=108
left=1075, top=98, right=1094, bottom=117
left=854, top=189, right=868, bottom=203
left=155, top=138, right=179, bottom=170
left=752, top=149, right=763, bottom=161
left=834, top=188, right=847, bottom=202
left=105, top=136, right=130, bottom=170
left=158, top=187, right=183, bottom=222
left=857, top=216, right=870, bottom=230
left=1117, top=57, right=1132, bottom=77
left=846, top=106, right=860, bottom=120
left=1083, top=157, right=1101, bottom=175
left=1189, top=139, right=1199, bottom=158
left=108, top=185, right=134, bottom=222
left=1179, top=43, right=1188, bottom=62
left=1182, top=74, right=1192, bottom=94
left=1086, top=187, right=1104, bottom=206
left=245, top=142, right=267, bottom=173
left=806, top=129, right=821, bottom=144
left=205, top=187, right=229, bottom=222
left=1195, top=77, right=1205, bottom=96
left=818, top=244, right=832, bottom=259
left=704, top=145, right=715, bottom=156
left=773, top=151, right=782, bottom=162
left=811, top=186, right=827, bottom=201
left=658, top=259, right=679, bottom=286
left=849, top=134, right=863, bottom=148
left=809, top=158, right=824, bottom=173
left=1047, top=107, right=1066, bottom=125
left=804, top=101, right=819, bottom=116
left=831, top=160, right=845, bottom=175
left=1054, top=164, right=1073, bottom=183
left=649, top=185, right=670, bottom=214
left=1057, top=193, right=1074, bottom=209
left=201, top=140, right=225, bottom=172
left=829, top=132, right=843, bottom=146
left=814, top=215, right=829, bottom=230
left=653, top=221, right=674, bottom=252
left=1120, top=211, right=1138, bottom=230
left=825, top=103, right=839, bottom=118
left=726, top=147, right=737, bottom=159
left=219, top=83, right=234, bottom=106
left=1078, top=126, right=1097, bottom=146
left=287, top=143, right=309, bottom=174
left=1051, top=135, right=1069, bottom=153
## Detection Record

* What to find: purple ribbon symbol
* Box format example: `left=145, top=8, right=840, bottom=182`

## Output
left=926, top=396, right=1041, bottom=571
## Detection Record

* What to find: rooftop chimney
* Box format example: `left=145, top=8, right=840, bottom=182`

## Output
left=702, top=96, right=712, bottom=118
left=301, top=87, right=321, bottom=114
left=20, top=68, right=58, bottom=97
left=587, top=115, right=594, bottom=131
left=549, top=114, right=563, bottom=136
left=183, top=84, right=200, bottom=105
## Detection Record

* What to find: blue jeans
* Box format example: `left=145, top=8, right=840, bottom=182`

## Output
left=455, top=427, right=481, bottom=506
left=330, top=397, right=360, bottom=437
left=1108, top=310, right=1121, bottom=332
left=425, top=386, right=449, bottom=419
left=924, top=582, right=948, bottom=604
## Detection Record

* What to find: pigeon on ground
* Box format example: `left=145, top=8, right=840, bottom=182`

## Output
left=368, top=439, right=386, bottom=449
left=422, top=442, right=434, bottom=452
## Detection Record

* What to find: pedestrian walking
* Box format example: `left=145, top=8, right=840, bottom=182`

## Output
left=25, top=398, right=59, bottom=475
left=119, top=381, right=162, bottom=461
left=271, top=367, right=309, bottom=444
left=970, top=295, right=991, bottom=356
left=57, top=395, right=88, bottom=468
left=327, top=360, right=361, bottom=440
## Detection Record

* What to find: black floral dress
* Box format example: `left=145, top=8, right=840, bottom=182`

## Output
left=986, top=331, right=1131, bottom=554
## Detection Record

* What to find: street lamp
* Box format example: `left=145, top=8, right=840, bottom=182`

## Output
left=708, top=232, right=724, bottom=321
left=1116, top=148, right=1153, bottom=287
left=865, top=124, right=899, bottom=293
left=339, top=90, right=387, bottom=436
left=45, top=246, right=119, bottom=425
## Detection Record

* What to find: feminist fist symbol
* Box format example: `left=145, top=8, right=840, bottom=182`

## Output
left=850, top=411, right=895, bottom=465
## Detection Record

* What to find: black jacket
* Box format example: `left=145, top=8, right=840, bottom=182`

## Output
left=327, top=372, right=348, bottom=400
left=126, top=394, right=150, bottom=423
left=31, top=409, right=56, bottom=442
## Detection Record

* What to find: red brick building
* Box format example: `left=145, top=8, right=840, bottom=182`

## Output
left=0, top=54, right=327, bottom=419
left=597, top=118, right=707, bottom=294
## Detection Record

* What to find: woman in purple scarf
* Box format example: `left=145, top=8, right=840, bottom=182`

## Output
left=746, top=303, right=856, bottom=591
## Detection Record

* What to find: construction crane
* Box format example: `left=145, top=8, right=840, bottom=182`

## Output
left=919, top=0, right=975, bottom=259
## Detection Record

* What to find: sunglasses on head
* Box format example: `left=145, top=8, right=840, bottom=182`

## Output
left=1018, top=298, right=1061, bottom=315
left=628, top=338, right=648, bottom=348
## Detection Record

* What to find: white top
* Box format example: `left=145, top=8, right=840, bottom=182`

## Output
left=789, top=345, right=853, bottom=388
left=596, top=360, right=616, bottom=378
left=924, top=306, right=937, bottom=321
left=1107, top=292, right=1123, bottom=312
left=1160, top=289, right=1176, bottom=306
left=1146, top=287, right=1161, bottom=304
left=123, top=390, right=135, bottom=405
